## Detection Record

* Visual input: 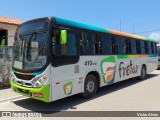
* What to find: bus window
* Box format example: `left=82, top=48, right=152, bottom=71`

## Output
left=124, top=38, right=131, bottom=54
left=116, top=36, right=125, bottom=54
left=80, top=32, right=85, bottom=54
left=148, top=42, right=152, bottom=54
left=155, top=43, right=157, bottom=54
left=67, top=32, right=77, bottom=56
left=144, top=42, right=149, bottom=54
left=136, top=40, right=141, bottom=54
left=151, top=42, right=154, bottom=54
left=54, top=30, right=61, bottom=55
left=140, top=41, right=145, bottom=54
left=131, top=39, right=137, bottom=54
left=111, top=36, right=118, bottom=54
left=124, top=38, right=127, bottom=54
left=53, top=29, right=78, bottom=56
left=80, top=31, right=92, bottom=55
left=97, top=33, right=103, bottom=54
left=92, top=33, right=104, bottom=55
left=92, top=33, right=98, bottom=54
left=104, top=34, right=112, bottom=55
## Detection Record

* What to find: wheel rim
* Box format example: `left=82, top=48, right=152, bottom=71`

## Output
left=86, top=80, right=95, bottom=93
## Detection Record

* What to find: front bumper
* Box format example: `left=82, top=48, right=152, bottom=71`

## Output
left=10, top=81, right=50, bottom=103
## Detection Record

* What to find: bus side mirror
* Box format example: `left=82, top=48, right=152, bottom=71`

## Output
left=60, top=30, right=67, bottom=45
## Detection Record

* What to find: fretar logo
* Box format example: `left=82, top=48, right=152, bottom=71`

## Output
left=118, top=60, right=139, bottom=78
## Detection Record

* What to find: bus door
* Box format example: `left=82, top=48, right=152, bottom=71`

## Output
left=50, top=29, right=81, bottom=100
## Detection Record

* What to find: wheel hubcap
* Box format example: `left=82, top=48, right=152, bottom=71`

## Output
left=86, top=80, right=95, bottom=93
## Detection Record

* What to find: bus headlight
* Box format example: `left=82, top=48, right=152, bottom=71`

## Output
left=32, top=75, right=47, bottom=88
left=11, top=76, right=15, bottom=82
left=11, top=72, right=15, bottom=82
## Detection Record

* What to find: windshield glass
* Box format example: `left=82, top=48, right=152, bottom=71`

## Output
left=19, top=20, right=48, bottom=33
left=12, top=32, right=47, bottom=70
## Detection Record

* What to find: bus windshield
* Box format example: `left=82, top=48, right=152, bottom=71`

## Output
left=12, top=32, right=47, bottom=70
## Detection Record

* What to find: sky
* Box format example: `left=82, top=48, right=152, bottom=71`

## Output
left=1, top=0, right=160, bottom=41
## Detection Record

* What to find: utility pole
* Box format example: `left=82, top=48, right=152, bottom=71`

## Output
left=146, top=32, right=147, bottom=38
left=133, top=24, right=135, bottom=35
left=120, top=19, right=122, bottom=32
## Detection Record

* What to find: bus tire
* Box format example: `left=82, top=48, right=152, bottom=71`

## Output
left=82, top=74, right=97, bottom=98
left=139, top=66, right=146, bottom=80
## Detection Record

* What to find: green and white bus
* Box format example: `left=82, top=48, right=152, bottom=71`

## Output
left=10, top=17, right=158, bottom=102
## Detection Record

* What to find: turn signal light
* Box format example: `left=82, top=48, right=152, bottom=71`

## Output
left=42, top=76, right=47, bottom=79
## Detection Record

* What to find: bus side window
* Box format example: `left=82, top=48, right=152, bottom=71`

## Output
left=97, top=33, right=103, bottom=54
left=92, top=33, right=104, bottom=55
left=80, top=31, right=91, bottom=55
left=92, top=33, right=97, bottom=54
left=53, top=29, right=78, bottom=56
left=98, top=34, right=102, bottom=54
left=124, top=38, right=131, bottom=54
left=128, top=40, right=131, bottom=54
left=140, top=41, right=145, bottom=54
left=151, top=42, right=154, bottom=54
left=104, top=34, right=112, bottom=54
left=154, top=43, right=157, bottom=54
left=53, top=30, right=61, bottom=56
left=91, top=33, right=103, bottom=54
left=111, top=36, right=117, bottom=54
left=102, top=34, right=112, bottom=55
left=131, top=39, right=137, bottom=54
left=136, top=40, right=141, bottom=54
left=116, top=36, right=125, bottom=54
left=67, top=31, right=78, bottom=56
left=80, top=32, right=85, bottom=54
left=144, top=41, right=148, bottom=54
left=148, top=42, right=152, bottom=54
left=124, top=38, right=127, bottom=54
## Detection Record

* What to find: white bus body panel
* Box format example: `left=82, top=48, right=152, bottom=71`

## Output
left=49, top=55, right=158, bottom=101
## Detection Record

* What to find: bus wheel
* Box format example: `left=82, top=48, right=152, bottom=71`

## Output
left=82, top=74, right=97, bottom=98
left=139, top=66, right=146, bottom=80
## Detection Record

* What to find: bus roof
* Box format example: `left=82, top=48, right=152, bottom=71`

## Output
left=55, top=17, right=157, bottom=43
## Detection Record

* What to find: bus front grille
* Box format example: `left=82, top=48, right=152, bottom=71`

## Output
left=14, top=73, right=35, bottom=80
left=18, top=88, right=30, bottom=95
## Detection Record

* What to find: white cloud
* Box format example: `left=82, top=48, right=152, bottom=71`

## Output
left=149, top=32, right=160, bottom=42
